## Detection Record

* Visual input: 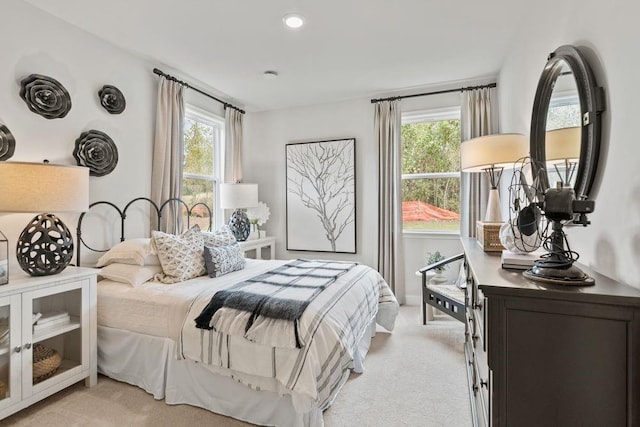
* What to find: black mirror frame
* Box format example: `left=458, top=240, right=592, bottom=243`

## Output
left=530, top=45, right=605, bottom=199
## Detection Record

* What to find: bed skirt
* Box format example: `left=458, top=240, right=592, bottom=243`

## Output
left=97, top=322, right=375, bottom=427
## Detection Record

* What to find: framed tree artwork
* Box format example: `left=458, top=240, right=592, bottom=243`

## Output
left=286, top=138, right=356, bottom=253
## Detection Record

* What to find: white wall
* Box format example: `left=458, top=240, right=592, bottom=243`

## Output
left=497, top=0, right=640, bottom=289
left=0, top=0, right=224, bottom=271
left=244, top=79, right=494, bottom=302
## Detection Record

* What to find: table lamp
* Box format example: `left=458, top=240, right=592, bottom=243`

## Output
left=219, top=183, right=258, bottom=242
left=460, top=133, right=528, bottom=222
left=0, top=161, right=89, bottom=276
left=545, top=126, right=581, bottom=187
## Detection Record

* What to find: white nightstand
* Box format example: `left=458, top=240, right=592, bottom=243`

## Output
left=0, top=267, right=97, bottom=420
left=238, top=237, right=276, bottom=260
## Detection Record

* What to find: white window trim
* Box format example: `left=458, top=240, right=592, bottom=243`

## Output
left=184, top=105, right=225, bottom=229
left=401, top=106, right=461, bottom=236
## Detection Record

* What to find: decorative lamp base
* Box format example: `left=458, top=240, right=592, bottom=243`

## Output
left=16, top=213, right=74, bottom=276
left=228, top=209, right=250, bottom=242
left=485, top=187, right=503, bottom=222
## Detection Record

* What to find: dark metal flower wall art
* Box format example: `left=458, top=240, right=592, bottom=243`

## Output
left=19, top=74, right=72, bottom=119
left=73, top=129, right=118, bottom=176
left=98, top=85, right=126, bottom=114
left=0, top=124, right=16, bottom=161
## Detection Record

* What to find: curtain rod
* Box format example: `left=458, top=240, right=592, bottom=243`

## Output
left=153, top=68, right=245, bottom=114
left=370, top=82, right=497, bottom=104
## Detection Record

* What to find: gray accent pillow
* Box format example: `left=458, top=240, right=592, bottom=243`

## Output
left=204, top=243, right=245, bottom=278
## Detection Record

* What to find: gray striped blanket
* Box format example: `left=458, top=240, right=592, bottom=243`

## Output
left=194, top=260, right=357, bottom=348
left=180, top=260, right=399, bottom=414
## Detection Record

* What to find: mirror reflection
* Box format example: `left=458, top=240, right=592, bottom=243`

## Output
left=544, top=60, right=581, bottom=188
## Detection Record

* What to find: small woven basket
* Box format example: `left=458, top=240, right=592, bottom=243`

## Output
left=476, top=221, right=505, bottom=252
left=32, top=344, right=62, bottom=384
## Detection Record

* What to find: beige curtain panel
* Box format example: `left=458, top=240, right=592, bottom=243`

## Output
left=375, top=100, right=405, bottom=304
left=151, top=77, right=184, bottom=234
left=460, top=87, right=495, bottom=238
left=224, top=108, right=244, bottom=183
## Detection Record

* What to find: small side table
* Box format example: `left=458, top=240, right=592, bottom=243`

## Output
left=238, top=237, right=276, bottom=260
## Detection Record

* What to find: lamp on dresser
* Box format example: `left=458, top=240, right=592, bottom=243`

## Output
left=460, top=133, right=529, bottom=222
left=0, top=161, right=89, bottom=277
left=545, top=126, right=581, bottom=187
left=219, top=183, right=258, bottom=242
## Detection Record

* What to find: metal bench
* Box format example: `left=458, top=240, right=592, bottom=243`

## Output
left=418, top=253, right=466, bottom=324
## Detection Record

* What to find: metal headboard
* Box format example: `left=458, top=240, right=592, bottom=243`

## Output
left=76, top=196, right=213, bottom=266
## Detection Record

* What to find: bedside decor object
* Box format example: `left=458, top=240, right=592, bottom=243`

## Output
left=0, top=231, right=7, bottom=285
left=32, top=343, right=62, bottom=384
left=19, top=74, right=72, bottom=119
left=73, top=129, right=119, bottom=176
left=0, top=125, right=16, bottom=161
left=246, top=201, right=270, bottom=240
left=220, top=183, right=258, bottom=242
left=461, top=133, right=529, bottom=223
left=0, top=161, right=89, bottom=276
left=98, top=85, right=126, bottom=114
left=286, top=138, right=356, bottom=253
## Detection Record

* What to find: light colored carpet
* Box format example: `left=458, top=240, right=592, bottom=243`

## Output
left=3, top=305, right=471, bottom=427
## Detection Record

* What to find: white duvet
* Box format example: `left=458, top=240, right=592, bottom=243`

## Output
left=98, top=259, right=399, bottom=413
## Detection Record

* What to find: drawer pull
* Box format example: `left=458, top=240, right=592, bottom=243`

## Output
left=474, top=302, right=483, bottom=310
left=480, top=379, right=488, bottom=388
left=472, top=334, right=480, bottom=342
left=14, top=346, right=21, bottom=353
left=24, top=343, right=31, bottom=350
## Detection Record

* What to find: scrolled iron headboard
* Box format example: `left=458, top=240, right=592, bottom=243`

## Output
left=76, top=197, right=213, bottom=266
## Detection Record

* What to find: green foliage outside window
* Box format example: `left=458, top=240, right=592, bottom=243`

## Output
left=182, top=118, right=216, bottom=219
left=401, top=119, right=461, bottom=232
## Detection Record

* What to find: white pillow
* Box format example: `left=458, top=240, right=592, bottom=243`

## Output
left=152, top=227, right=206, bottom=284
left=100, top=263, right=163, bottom=287
left=96, top=238, right=160, bottom=267
left=201, top=225, right=237, bottom=247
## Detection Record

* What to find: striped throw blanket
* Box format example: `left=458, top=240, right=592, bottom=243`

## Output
left=195, top=259, right=357, bottom=348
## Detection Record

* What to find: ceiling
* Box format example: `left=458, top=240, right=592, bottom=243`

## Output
left=24, top=0, right=532, bottom=112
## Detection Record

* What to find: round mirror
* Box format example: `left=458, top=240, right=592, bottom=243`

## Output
left=530, top=45, right=604, bottom=200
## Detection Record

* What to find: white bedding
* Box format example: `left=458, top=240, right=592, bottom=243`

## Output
left=97, top=259, right=282, bottom=338
left=97, top=258, right=399, bottom=421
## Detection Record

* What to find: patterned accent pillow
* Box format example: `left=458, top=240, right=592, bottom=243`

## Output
left=201, top=225, right=237, bottom=247
left=204, top=243, right=245, bottom=278
left=152, top=227, right=206, bottom=284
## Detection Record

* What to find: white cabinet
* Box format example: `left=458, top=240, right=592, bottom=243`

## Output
left=0, top=267, right=97, bottom=420
left=238, top=237, right=276, bottom=260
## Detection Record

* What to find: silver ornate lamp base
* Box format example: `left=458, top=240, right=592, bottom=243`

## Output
left=228, top=209, right=250, bottom=242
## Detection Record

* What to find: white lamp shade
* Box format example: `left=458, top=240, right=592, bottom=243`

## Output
left=0, top=162, right=89, bottom=213
left=545, top=127, right=581, bottom=162
left=219, top=183, right=258, bottom=209
left=460, top=133, right=529, bottom=172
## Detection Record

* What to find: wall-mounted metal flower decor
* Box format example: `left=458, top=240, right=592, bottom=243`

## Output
left=73, top=129, right=118, bottom=176
left=19, top=74, right=72, bottom=119
left=98, top=85, right=126, bottom=114
left=0, top=125, right=16, bottom=161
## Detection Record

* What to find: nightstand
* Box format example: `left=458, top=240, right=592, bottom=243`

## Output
left=238, top=237, right=276, bottom=260
left=0, top=267, right=97, bottom=420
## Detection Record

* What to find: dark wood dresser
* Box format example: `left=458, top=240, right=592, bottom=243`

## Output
left=461, top=238, right=640, bottom=427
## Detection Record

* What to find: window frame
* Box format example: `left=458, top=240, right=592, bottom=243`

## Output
left=183, top=104, right=225, bottom=229
left=401, top=106, right=462, bottom=236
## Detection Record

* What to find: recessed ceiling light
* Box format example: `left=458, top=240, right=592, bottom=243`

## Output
left=283, top=14, right=304, bottom=29
left=263, top=70, right=279, bottom=79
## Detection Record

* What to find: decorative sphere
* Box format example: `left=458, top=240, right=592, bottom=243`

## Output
left=228, top=210, right=251, bottom=242
left=16, top=214, right=74, bottom=276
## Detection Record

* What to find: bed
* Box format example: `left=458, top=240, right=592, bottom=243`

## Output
left=77, top=198, right=399, bottom=427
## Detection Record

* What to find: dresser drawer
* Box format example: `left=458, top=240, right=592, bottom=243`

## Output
left=472, top=287, right=486, bottom=351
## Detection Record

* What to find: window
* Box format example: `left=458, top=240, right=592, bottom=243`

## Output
left=182, top=106, right=224, bottom=229
left=401, top=107, right=461, bottom=233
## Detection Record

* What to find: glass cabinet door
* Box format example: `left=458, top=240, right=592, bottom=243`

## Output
left=0, top=294, right=21, bottom=410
